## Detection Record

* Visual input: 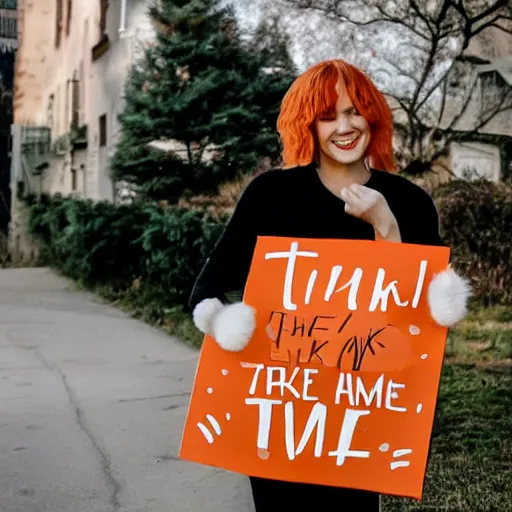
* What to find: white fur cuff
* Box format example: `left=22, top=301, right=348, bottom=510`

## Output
left=427, top=267, right=472, bottom=327
left=193, top=298, right=224, bottom=335
left=212, top=302, right=256, bottom=352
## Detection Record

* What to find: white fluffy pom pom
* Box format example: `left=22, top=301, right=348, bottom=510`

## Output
left=428, top=268, right=472, bottom=327
left=211, top=302, right=256, bottom=352
left=192, top=298, right=224, bottom=334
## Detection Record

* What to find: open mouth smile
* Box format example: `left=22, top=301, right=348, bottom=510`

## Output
left=332, top=137, right=359, bottom=151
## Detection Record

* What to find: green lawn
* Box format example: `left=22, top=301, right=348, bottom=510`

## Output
left=383, top=307, right=512, bottom=511
left=96, top=282, right=512, bottom=511
left=148, top=299, right=512, bottom=510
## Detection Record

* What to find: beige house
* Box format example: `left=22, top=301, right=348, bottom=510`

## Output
left=13, top=0, right=154, bottom=201
left=443, top=26, right=512, bottom=182
left=9, top=0, right=155, bottom=260
left=406, top=26, right=512, bottom=186
left=366, top=24, right=512, bottom=186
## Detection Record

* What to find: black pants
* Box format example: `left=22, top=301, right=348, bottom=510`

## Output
left=250, top=476, right=381, bottom=510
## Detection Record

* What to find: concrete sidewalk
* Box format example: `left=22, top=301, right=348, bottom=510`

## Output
left=0, top=268, right=254, bottom=512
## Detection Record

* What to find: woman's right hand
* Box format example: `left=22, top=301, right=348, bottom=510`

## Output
left=193, top=298, right=256, bottom=352
left=340, top=184, right=402, bottom=242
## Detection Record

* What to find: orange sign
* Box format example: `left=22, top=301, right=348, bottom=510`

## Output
left=180, top=237, right=451, bottom=499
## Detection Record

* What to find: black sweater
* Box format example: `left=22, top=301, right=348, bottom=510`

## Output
left=189, top=164, right=443, bottom=310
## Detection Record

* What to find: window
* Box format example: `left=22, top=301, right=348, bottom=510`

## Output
left=0, top=15, right=17, bottom=39
left=66, top=0, right=72, bottom=35
left=79, top=60, right=85, bottom=120
left=55, top=85, right=61, bottom=135
left=0, top=0, right=18, bottom=10
left=99, top=0, right=108, bottom=35
left=55, top=0, right=63, bottom=47
left=65, top=79, right=70, bottom=129
left=99, top=114, right=107, bottom=147
left=71, top=168, right=77, bottom=191
left=47, top=94, right=54, bottom=129
left=91, top=1, right=110, bottom=61
left=71, top=70, right=80, bottom=125
left=451, top=142, right=501, bottom=182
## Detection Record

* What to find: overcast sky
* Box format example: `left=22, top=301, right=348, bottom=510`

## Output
left=220, top=0, right=462, bottom=108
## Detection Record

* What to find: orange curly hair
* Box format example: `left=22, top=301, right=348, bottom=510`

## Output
left=277, top=59, right=396, bottom=172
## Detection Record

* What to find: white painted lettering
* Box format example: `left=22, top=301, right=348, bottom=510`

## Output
left=385, top=380, right=407, bottom=412
left=335, top=268, right=364, bottom=311
left=369, top=269, right=409, bottom=312
left=246, top=363, right=264, bottom=395
left=305, top=269, right=318, bottom=304
left=284, top=401, right=295, bottom=460
left=266, top=366, right=301, bottom=399
left=245, top=398, right=282, bottom=450
left=334, top=372, right=355, bottom=406
left=324, top=266, right=363, bottom=311
left=295, top=402, right=327, bottom=458
left=303, top=369, right=319, bottom=401
left=412, top=260, right=428, bottom=308
left=265, top=242, right=318, bottom=311
left=284, top=401, right=327, bottom=460
left=328, top=409, right=371, bottom=466
left=324, top=265, right=342, bottom=302
left=355, top=374, right=384, bottom=408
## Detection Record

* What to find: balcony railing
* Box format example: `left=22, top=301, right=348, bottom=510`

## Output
left=0, top=0, right=17, bottom=10
left=0, top=13, right=16, bottom=39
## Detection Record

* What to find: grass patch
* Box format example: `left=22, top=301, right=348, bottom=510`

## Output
left=383, top=306, right=512, bottom=511
left=445, top=305, right=512, bottom=364
left=383, top=363, right=512, bottom=511
left=71, top=278, right=204, bottom=348
left=60, top=273, right=512, bottom=509
left=100, top=283, right=204, bottom=347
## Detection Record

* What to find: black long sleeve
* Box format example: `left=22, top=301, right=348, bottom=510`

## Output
left=188, top=164, right=446, bottom=311
left=188, top=175, right=265, bottom=310
left=414, top=193, right=444, bottom=247
left=391, top=185, right=444, bottom=247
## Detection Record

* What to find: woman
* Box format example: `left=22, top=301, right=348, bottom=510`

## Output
left=189, top=59, right=470, bottom=509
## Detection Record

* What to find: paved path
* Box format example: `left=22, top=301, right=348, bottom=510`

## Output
left=0, top=268, right=254, bottom=512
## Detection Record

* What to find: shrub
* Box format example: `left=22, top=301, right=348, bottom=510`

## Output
left=434, top=179, right=512, bottom=306
left=111, top=0, right=294, bottom=201
left=27, top=195, right=226, bottom=308
left=28, top=194, right=150, bottom=287
left=141, top=205, right=225, bottom=304
left=177, top=171, right=260, bottom=220
left=28, top=176, right=510, bottom=314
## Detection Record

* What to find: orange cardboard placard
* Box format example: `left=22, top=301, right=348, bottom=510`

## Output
left=180, top=237, right=451, bottom=499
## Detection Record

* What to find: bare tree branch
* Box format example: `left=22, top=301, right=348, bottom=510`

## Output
left=368, top=3, right=432, bottom=40
left=470, top=0, right=509, bottom=25
left=410, top=0, right=435, bottom=35
left=437, top=76, right=449, bottom=127
left=290, top=0, right=433, bottom=40
left=381, top=57, right=421, bottom=86
left=431, top=159, right=456, bottom=177
left=482, top=22, right=512, bottom=36
left=446, top=75, right=480, bottom=131
left=474, top=92, right=512, bottom=132
left=416, top=65, right=454, bottom=113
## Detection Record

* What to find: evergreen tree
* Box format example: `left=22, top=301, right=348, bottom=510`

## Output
left=249, top=14, right=297, bottom=77
left=111, top=0, right=295, bottom=202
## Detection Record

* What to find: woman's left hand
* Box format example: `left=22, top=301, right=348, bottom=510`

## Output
left=340, top=184, right=401, bottom=241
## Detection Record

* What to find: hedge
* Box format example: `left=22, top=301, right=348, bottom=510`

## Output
left=27, top=194, right=225, bottom=308
left=434, top=178, right=512, bottom=306
left=26, top=178, right=512, bottom=311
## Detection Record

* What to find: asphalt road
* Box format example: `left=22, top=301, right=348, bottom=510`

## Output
left=0, top=268, right=254, bottom=512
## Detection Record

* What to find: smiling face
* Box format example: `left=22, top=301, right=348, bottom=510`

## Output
left=314, top=80, right=371, bottom=172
